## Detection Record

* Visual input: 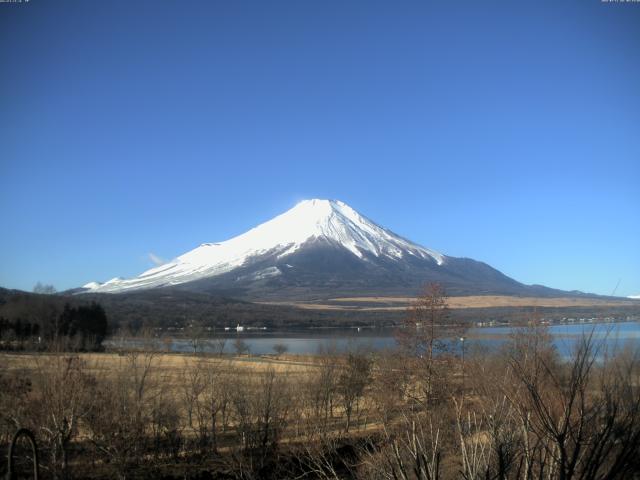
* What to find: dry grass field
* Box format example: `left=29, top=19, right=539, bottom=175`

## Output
left=261, top=295, right=639, bottom=311
left=0, top=351, right=318, bottom=379
left=2, top=325, right=640, bottom=479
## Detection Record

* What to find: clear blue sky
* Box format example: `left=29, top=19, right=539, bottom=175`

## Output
left=1, top=0, right=638, bottom=296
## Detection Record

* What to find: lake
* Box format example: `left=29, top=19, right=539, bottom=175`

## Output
left=111, top=321, right=640, bottom=358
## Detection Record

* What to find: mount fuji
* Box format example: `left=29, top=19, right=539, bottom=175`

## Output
left=81, top=199, right=564, bottom=299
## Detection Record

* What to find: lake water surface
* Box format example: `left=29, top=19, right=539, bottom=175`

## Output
left=126, top=321, right=640, bottom=358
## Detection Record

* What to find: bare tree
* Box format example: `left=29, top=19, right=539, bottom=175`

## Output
left=187, top=321, right=206, bottom=354
left=273, top=342, right=288, bottom=358
left=180, top=359, right=205, bottom=436
left=299, top=433, right=358, bottom=480
left=371, top=350, right=410, bottom=426
left=181, top=358, right=232, bottom=454
left=463, top=354, right=524, bottom=480
left=227, top=366, right=292, bottom=474
left=453, top=397, right=493, bottom=480
left=361, top=413, right=442, bottom=480
left=202, top=360, right=232, bottom=452
left=338, top=352, right=372, bottom=432
left=396, top=283, right=453, bottom=404
left=212, top=337, right=227, bottom=356
left=255, top=368, right=291, bottom=460
left=33, top=282, right=57, bottom=295
left=149, top=385, right=182, bottom=462
left=307, top=345, right=340, bottom=436
left=468, top=326, right=640, bottom=480
left=32, top=350, right=97, bottom=479
left=161, top=336, right=173, bottom=353
left=84, top=348, right=158, bottom=478
left=234, top=337, right=250, bottom=356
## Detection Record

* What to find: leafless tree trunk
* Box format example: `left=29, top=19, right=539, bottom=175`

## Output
left=396, top=283, right=458, bottom=405
left=338, top=352, right=372, bottom=432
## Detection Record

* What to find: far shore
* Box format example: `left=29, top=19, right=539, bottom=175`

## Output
left=259, top=295, right=640, bottom=311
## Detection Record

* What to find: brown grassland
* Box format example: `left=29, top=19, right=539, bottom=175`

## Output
left=261, top=295, right=638, bottom=311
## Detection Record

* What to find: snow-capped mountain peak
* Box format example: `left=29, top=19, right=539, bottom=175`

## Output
left=83, top=199, right=444, bottom=293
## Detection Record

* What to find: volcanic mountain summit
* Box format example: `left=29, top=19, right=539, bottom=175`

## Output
left=82, top=199, right=563, bottom=299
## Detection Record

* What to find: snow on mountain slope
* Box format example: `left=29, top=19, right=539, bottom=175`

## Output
left=629, top=294, right=640, bottom=299
left=84, top=199, right=445, bottom=293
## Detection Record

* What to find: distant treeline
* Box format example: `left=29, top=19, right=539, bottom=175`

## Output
left=1, top=287, right=638, bottom=342
left=85, top=289, right=640, bottom=331
left=0, top=290, right=109, bottom=350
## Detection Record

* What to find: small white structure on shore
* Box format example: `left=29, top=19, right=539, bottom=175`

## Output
left=236, top=324, right=244, bottom=332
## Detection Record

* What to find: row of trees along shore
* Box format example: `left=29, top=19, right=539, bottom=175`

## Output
left=0, top=283, right=639, bottom=479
